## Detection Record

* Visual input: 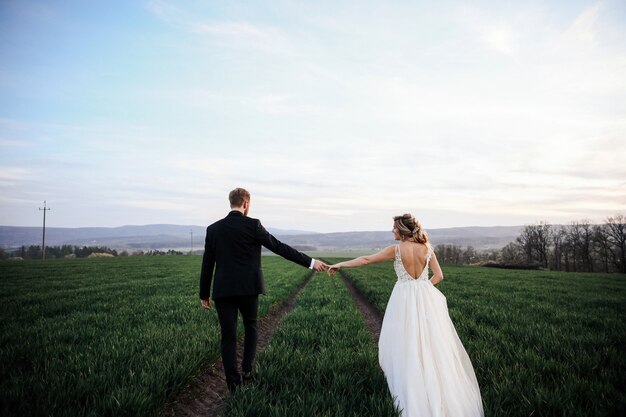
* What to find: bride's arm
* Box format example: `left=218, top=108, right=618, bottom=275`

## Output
left=429, top=252, right=444, bottom=285
left=327, top=245, right=395, bottom=275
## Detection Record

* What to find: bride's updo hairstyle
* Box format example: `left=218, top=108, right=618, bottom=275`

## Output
left=393, top=213, right=429, bottom=244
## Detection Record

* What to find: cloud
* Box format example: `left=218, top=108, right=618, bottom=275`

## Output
left=455, top=4, right=529, bottom=59
left=192, top=21, right=291, bottom=53
left=561, top=2, right=602, bottom=45
left=0, top=167, right=30, bottom=182
left=121, top=198, right=192, bottom=212
left=0, top=118, right=32, bottom=130
left=2, top=1, right=624, bottom=229
left=146, top=1, right=290, bottom=54
left=144, top=0, right=188, bottom=28
left=0, top=138, right=32, bottom=147
left=479, top=23, right=518, bottom=57
left=302, top=207, right=359, bottom=217
left=254, top=94, right=323, bottom=115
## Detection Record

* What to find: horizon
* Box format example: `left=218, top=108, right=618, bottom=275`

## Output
left=0, top=209, right=620, bottom=233
left=2, top=219, right=612, bottom=235
left=0, top=221, right=526, bottom=253
left=1, top=0, right=625, bottom=232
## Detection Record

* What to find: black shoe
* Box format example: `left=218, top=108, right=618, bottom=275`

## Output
left=227, top=380, right=241, bottom=393
left=242, top=371, right=255, bottom=384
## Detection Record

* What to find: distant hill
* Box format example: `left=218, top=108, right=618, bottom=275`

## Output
left=0, top=224, right=521, bottom=252
left=280, top=226, right=522, bottom=251
left=0, top=224, right=209, bottom=250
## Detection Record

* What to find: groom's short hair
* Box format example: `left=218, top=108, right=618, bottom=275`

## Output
left=229, top=187, right=251, bottom=208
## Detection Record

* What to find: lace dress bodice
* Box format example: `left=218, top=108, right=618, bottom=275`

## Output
left=394, top=244, right=432, bottom=282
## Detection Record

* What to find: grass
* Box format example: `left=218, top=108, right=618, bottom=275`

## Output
left=329, top=259, right=626, bottom=417
left=0, top=256, right=311, bottom=417
left=222, top=273, right=398, bottom=417
left=3, top=255, right=624, bottom=417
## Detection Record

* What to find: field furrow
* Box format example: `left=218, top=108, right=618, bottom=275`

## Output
left=333, top=260, right=626, bottom=417
left=221, top=273, right=399, bottom=417
left=2, top=256, right=624, bottom=417
left=0, top=256, right=311, bottom=417
left=160, top=269, right=314, bottom=417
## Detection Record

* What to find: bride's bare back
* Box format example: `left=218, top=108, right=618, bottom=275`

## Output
left=398, top=241, right=431, bottom=279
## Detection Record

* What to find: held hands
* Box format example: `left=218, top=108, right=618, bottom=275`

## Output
left=327, top=264, right=341, bottom=276
left=313, top=259, right=341, bottom=276
left=313, top=259, right=329, bottom=272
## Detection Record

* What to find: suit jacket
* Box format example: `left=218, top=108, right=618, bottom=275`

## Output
left=199, top=210, right=312, bottom=299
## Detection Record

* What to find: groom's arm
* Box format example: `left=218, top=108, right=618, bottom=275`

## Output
left=255, top=220, right=315, bottom=268
left=199, top=227, right=216, bottom=300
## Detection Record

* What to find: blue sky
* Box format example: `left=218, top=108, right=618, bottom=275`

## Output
left=1, top=0, right=625, bottom=232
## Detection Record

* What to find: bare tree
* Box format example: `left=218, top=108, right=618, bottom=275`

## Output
left=515, top=223, right=551, bottom=267
left=516, top=225, right=535, bottom=264
left=435, top=244, right=463, bottom=264
left=552, top=225, right=567, bottom=271
left=484, top=249, right=500, bottom=262
left=450, top=245, right=461, bottom=264
left=563, top=225, right=579, bottom=272
left=501, top=241, right=524, bottom=264
left=434, top=244, right=446, bottom=263
left=566, top=220, right=595, bottom=272
left=463, top=246, right=478, bottom=264
left=532, top=222, right=552, bottom=268
left=606, top=214, right=626, bottom=273
left=503, top=213, right=624, bottom=273
left=579, top=220, right=595, bottom=272
left=592, top=224, right=611, bottom=272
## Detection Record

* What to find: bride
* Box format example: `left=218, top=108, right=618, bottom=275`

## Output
left=327, top=214, right=484, bottom=417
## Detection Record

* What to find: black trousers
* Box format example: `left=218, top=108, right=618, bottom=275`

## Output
left=213, top=294, right=259, bottom=387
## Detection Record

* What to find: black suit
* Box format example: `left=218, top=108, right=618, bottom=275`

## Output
left=200, top=210, right=312, bottom=388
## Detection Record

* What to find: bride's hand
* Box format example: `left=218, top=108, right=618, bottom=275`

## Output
left=327, top=264, right=341, bottom=276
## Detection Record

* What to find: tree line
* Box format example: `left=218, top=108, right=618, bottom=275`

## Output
left=502, top=214, right=625, bottom=273
left=2, top=214, right=623, bottom=273
left=434, top=214, right=625, bottom=273
left=0, top=245, right=185, bottom=260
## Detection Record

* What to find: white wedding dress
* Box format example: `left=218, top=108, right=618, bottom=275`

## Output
left=378, top=244, right=484, bottom=417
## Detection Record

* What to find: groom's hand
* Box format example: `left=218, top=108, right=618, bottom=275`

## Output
left=201, top=298, right=211, bottom=310
left=313, top=260, right=328, bottom=272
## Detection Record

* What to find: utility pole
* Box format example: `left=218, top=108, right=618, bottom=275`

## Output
left=190, top=229, right=193, bottom=255
left=39, top=200, right=51, bottom=260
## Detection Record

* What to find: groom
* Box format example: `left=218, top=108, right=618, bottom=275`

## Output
left=200, top=187, right=327, bottom=392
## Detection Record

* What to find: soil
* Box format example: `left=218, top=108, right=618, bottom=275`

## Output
left=338, top=272, right=384, bottom=346
left=158, top=272, right=314, bottom=417
left=158, top=270, right=383, bottom=417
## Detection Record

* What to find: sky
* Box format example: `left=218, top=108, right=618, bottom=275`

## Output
left=0, top=0, right=625, bottom=233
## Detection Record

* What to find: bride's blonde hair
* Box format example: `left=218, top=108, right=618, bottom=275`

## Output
left=393, top=214, right=429, bottom=244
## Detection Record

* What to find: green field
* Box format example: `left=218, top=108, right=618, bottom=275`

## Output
left=0, top=256, right=310, bottom=417
left=223, top=273, right=398, bottom=416
left=1, top=257, right=625, bottom=417
left=332, top=260, right=626, bottom=417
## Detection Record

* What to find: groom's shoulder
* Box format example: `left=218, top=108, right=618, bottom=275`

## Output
left=206, top=214, right=233, bottom=230
left=214, top=214, right=262, bottom=226
left=241, top=216, right=266, bottom=233
left=242, top=215, right=262, bottom=226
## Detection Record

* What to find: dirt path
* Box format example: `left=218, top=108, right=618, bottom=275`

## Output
left=159, top=272, right=314, bottom=417
left=338, top=272, right=384, bottom=347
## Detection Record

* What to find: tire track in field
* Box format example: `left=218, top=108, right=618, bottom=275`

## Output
left=159, top=271, right=314, bottom=417
left=337, top=271, right=384, bottom=347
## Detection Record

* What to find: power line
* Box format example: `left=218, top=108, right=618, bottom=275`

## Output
left=39, top=200, right=51, bottom=260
